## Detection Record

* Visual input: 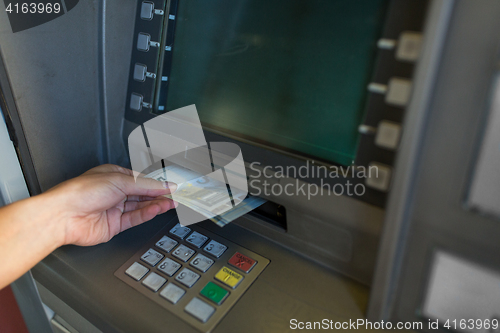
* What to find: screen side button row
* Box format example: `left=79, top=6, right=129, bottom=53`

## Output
left=140, top=1, right=164, bottom=20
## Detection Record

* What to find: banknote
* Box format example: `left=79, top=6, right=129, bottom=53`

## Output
left=209, top=195, right=266, bottom=227
left=145, top=165, right=265, bottom=227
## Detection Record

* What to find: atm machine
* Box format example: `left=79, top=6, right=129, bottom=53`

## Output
left=0, top=0, right=499, bottom=332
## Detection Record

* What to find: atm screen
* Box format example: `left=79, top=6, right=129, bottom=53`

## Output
left=164, top=0, right=389, bottom=166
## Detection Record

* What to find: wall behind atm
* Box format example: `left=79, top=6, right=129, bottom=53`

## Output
left=0, top=0, right=135, bottom=191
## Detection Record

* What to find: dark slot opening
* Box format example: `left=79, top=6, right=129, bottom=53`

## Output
left=249, top=200, right=287, bottom=231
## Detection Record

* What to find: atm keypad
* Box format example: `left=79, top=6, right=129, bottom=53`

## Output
left=172, top=244, right=196, bottom=262
left=228, top=252, right=257, bottom=273
left=157, top=258, right=181, bottom=276
left=125, top=262, right=149, bottom=281
left=155, top=235, right=177, bottom=252
left=186, top=231, right=209, bottom=248
left=142, top=272, right=166, bottom=292
left=190, top=253, right=214, bottom=273
left=160, top=283, right=185, bottom=304
left=175, top=268, right=200, bottom=288
left=215, top=266, right=244, bottom=289
left=140, top=248, right=163, bottom=266
left=169, top=223, right=191, bottom=239
left=185, top=297, right=215, bottom=323
left=115, top=222, right=270, bottom=333
left=203, top=240, right=227, bottom=258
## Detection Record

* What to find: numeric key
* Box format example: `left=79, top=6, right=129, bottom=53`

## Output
left=140, top=248, right=163, bottom=266
left=175, top=268, right=200, bottom=288
left=172, top=244, right=196, bottom=262
left=157, top=258, right=181, bottom=276
left=203, top=240, right=227, bottom=258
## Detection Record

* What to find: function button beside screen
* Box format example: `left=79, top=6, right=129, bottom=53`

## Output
left=365, top=162, right=392, bottom=192
left=137, top=32, right=151, bottom=52
left=160, top=283, right=186, bottom=304
left=203, top=240, right=227, bottom=258
left=169, top=223, right=191, bottom=239
left=157, top=258, right=181, bottom=277
left=385, top=77, right=412, bottom=107
left=129, top=93, right=143, bottom=111
left=125, top=262, right=149, bottom=281
left=215, top=266, right=244, bottom=289
left=175, top=268, right=201, bottom=288
left=200, top=282, right=229, bottom=305
left=140, top=1, right=154, bottom=20
left=375, top=121, right=402, bottom=150
left=185, top=298, right=215, bottom=323
left=185, top=231, right=209, bottom=248
left=228, top=252, right=257, bottom=273
left=396, top=31, right=423, bottom=62
left=155, top=235, right=178, bottom=253
left=172, top=244, right=196, bottom=262
left=133, top=63, right=147, bottom=82
left=189, top=253, right=214, bottom=273
left=142, top=272, right=166, bottom=292
left=140, top=248, right=163, bottom=267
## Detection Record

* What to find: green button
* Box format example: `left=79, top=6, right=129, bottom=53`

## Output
left=200, top=282, right=229, bottom=305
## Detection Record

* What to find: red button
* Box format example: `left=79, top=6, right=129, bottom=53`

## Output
left=228, top=252, right=257, bottom=273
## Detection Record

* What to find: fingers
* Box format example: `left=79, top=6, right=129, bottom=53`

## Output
left=126, top=195, right=164, bottom=202
left=83, top=164, right=178, bottom=196
left=135, top=176, right=177, bottom=193
left=108, top=172, right=177, bottom=197
left=83, top=164, right=133, bottom=176
left=123, top=197, right=172, bottom=213
left=119, top=199, right=176, bottom=232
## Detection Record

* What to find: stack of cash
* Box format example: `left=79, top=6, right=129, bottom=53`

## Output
left=145, top=165, right=265, bottom=227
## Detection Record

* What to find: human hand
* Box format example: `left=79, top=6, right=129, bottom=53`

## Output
left=44, top=164, right=177, bottom=246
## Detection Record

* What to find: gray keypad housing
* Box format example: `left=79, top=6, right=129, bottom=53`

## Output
left=115, top=221, right=269, bottom=333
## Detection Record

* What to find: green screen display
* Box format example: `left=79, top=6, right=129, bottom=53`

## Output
left=166, top=0, right=388, bottom=166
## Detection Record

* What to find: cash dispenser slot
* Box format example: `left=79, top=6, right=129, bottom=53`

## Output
left=249, top=200, right=287, bottom=231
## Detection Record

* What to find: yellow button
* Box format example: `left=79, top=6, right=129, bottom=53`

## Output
left=214, top=266, right=244, bottom=289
